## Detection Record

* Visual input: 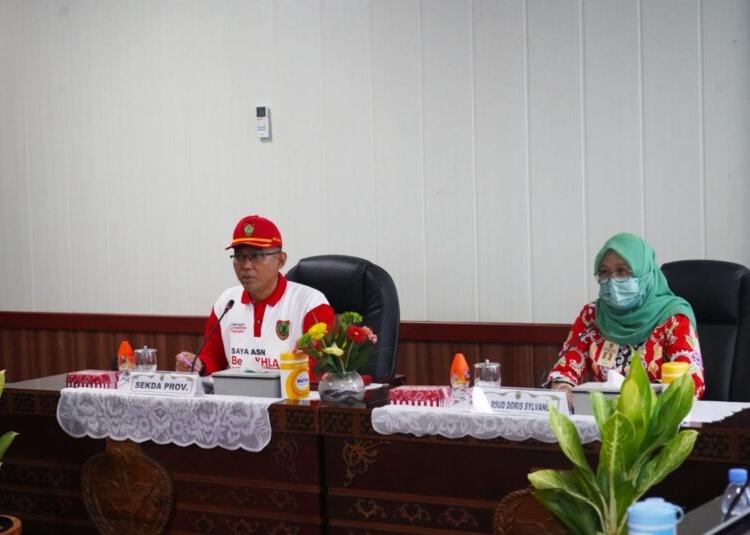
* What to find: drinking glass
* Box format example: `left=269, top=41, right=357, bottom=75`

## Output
left=474, top=359, right=501, bottom=388
left=135, top=347, right=158, bottom=372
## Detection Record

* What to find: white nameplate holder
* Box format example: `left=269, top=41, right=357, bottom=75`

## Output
left=120, top=371, right=203, bottom=397
left=472, top=386, right=571, bottom=416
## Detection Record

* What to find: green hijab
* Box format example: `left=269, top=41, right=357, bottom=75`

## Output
left=594, top=233, right=696, bottom=345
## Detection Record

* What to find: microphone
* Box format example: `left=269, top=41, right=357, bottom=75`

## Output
left=190, top=299, right=235, bottom=373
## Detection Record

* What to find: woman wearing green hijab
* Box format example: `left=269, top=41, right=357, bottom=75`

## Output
left=546, top=233, right=705, bottom=399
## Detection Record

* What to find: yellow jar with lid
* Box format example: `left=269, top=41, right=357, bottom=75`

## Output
left=279, top=351, right=310, bottom=399
left=661, top=361, right=690, bottom=385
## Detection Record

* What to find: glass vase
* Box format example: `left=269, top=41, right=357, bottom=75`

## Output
left=318, top=371, right=365, bottom=405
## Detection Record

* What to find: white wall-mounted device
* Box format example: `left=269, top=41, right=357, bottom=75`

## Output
left=256, top=106, right=270, bottom=139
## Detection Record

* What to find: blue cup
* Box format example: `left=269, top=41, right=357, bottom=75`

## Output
left=627, top=498, right=684, bottom=535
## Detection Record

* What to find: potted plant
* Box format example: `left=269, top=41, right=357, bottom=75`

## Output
left=528, top=357, right=697, bottom=535
left=296, top=311, right=377, bottom=403
left=0, top=370, right=21, bottom=534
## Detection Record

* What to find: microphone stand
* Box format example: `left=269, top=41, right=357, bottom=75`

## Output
left=190, top=300, right=235, bottom=373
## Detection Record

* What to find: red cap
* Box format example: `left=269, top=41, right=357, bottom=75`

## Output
left=226, top=215, right=283, bottom=250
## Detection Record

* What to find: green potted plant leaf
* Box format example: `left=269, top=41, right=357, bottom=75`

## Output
left=0, top=371, right=18, bottom=470
left=528, top=356, right=697, bottom=535
left=0, top=370, right=21, bottom=534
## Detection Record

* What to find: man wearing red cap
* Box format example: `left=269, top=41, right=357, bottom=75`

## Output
left=176, top=215, right=335, bottom=375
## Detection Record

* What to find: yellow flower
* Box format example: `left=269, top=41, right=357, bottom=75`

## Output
left=324, top=343, right=344, bottom=357
left=308, top=322, right=328, bottom=341
left=295, top=311, right=377, bottom=374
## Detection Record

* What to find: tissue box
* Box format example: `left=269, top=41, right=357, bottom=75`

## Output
left=572, top=382, right=663, bottom=415
left=389, top=385, right=452, bottom=407
left=66, top=370, right=119, bottom=389
left=212, top=368, right=281, bottom=398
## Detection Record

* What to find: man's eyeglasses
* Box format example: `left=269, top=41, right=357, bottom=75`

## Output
left=595, top=267, right=634, bottom=284
left=231, top=250, right=281, bottom=265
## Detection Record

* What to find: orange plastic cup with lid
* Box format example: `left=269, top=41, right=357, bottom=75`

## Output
left=450, top=353, right=470, bottom=387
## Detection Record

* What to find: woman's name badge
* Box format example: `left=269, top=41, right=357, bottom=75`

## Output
left=598, top=341, right=619, bottom=368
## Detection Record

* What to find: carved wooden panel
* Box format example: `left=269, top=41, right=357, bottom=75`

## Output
left=493, top=487, right=567, bottom=535
left=82, top=439, right=174, bottom=535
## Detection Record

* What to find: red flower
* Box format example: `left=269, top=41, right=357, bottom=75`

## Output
left=346, top=325, right=367, bottom=343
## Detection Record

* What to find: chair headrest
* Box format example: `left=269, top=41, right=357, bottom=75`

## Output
left=661, top=260, right=750, bottom=324
left=287, top=255, right=397, bottom=313
left=286, top=254, right=400, bottom=381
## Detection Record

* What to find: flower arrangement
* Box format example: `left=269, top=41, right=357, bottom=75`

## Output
left=296, top=311, right=377, bottom=375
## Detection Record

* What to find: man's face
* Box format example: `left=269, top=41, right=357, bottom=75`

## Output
left=232, top=246, right=287, bottom=300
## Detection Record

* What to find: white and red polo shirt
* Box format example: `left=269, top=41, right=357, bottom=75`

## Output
left=198, top=275, right=334, bottom=375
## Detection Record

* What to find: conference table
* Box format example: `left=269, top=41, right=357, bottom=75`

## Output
left=1, top=374, right=750, bottom=534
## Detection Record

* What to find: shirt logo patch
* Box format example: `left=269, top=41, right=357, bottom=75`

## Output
left=230, top=322, right=247, bottom=334
left=276, top=320, right=290, bottom=340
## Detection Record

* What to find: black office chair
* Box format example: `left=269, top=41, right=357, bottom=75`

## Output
left=285, top=255, right=400, bottom=382
left=661, top=260, right=750, bottom=401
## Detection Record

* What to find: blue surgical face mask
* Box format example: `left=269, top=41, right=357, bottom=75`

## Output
left=599, top=277, right=642, bottom=311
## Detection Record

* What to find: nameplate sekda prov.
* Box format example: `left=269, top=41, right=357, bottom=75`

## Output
left=123, top=371, right=202, bottom=397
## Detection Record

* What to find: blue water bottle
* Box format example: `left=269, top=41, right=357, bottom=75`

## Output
left=627, top=497, right=683, bottom=535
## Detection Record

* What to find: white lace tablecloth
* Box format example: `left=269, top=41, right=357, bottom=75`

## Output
left=371, top=405, right=601, bottom=443
left=57, top=388, right=278, bottom=452
left=685, top=400, right=750, bottom=424
left=371, top=400, right=750, bottom=444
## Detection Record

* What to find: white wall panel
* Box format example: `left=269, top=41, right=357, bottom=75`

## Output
left=473, top=0, right=533, bottom=322
left=702, top=0, right=750, bottom=263
left=641, top=0, right=704, bottom=262
left=370, top=0, right=427, bottom=320
left=421, top=0, right=476, bottom=321
left=1, top=0, right=749, bottom=323
left=186, top=0, right=259, bottom=311
left=527, top=0, right=587, bottom=322
left=582, top=0, right=643, bottom=294
left=24, top=2, right=75, bottom=311
left=105, top=1, right=198, bottom=313
left=62, top=1, right=112, bottom=312
left=269, top=0, right=326, bottom=267
left=154, top=2, right=234, bottom=314
left=0, top=0, right=34, bottom=309
left=320, top=0, right=375, bottom=259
